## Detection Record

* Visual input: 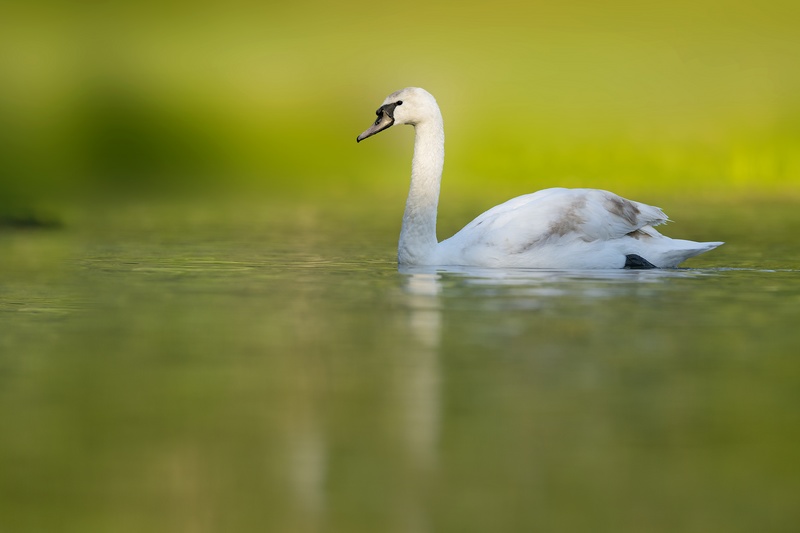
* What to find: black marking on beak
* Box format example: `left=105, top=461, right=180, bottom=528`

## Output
left=356, top=100, right=403, bottom=142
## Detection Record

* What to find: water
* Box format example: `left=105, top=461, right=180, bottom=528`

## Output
left=1, top=199, right=799, bottom=532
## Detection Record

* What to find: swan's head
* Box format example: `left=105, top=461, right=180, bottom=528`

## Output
left=357, top=87, right=440, bottom=142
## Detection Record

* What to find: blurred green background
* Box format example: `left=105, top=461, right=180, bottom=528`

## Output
left=2, top=0, right=799, bottom=221
left=2, top=3, right=800, bottom=532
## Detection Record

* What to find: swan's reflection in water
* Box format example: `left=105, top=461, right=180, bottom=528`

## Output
left=397, top=272, right=442, bottom=471
left=400, top=265, right=715, bottom=285
left=283, top=266, right=719, bottom=532
left=400, top=265, right=716, bottom=309
left=394, top=265, right=717, bottom=483
left=388, top=270, right=442, bottom=533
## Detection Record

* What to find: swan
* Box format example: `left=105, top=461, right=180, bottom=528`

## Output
left=357, top=87, right=723, bottom=269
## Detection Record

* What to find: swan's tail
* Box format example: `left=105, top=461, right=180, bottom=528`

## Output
left=656, top=240, right=724, bottom=268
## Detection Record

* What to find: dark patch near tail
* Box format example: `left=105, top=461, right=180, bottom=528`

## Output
left=626, top=229, right=652, bottom=240
left=624, top=254, right=657, bottom=269
left=605, top=195, right=640, bottom=226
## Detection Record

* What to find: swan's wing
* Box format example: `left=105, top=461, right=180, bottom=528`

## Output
left=447, top=188, right=669, bottom=254
left=437, top=187, right=720, bottom=268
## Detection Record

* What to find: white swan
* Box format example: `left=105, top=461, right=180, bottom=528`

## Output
left=357, top=87, right=723, bottom=269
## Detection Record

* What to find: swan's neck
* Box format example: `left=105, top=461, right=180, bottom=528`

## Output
left=399, top=119, right=444, bottom=265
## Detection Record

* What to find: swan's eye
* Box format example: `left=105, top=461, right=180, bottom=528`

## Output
left=396, top=101, right=403, bottom=106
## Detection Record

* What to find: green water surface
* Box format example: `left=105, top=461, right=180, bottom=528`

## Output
left=1, top=199, right=799, bottom=533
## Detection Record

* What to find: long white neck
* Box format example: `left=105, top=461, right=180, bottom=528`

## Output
left=398, top=116, right=445, bottom=265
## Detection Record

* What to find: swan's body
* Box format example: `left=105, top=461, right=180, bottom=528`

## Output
left=357, top=87, right=722, bottom=269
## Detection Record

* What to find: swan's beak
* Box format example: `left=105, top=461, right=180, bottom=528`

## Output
left=357, top=104, right=397, bottom=142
